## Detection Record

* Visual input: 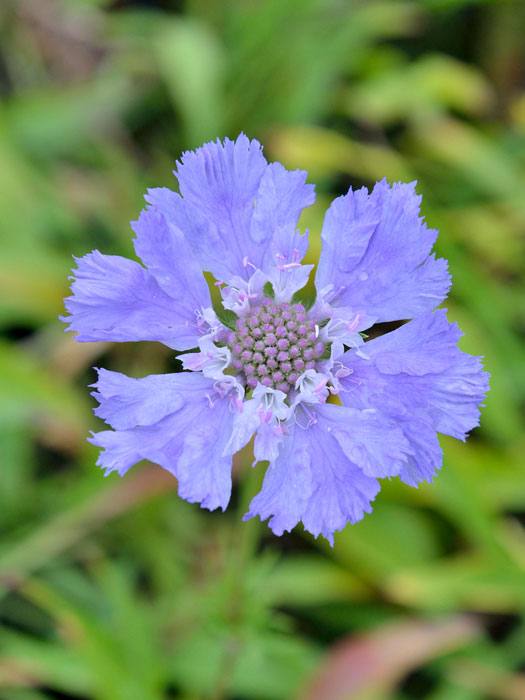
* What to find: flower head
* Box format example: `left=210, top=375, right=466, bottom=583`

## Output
left=63, top=134, right=489, bottom=544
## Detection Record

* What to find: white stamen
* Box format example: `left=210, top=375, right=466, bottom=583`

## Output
left=179, top=337, right=231, bottom=380
left=294, top=369, right=330, bottom=406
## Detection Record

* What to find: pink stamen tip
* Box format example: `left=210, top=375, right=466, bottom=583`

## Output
left=278, top=262, right=301, bottom=271
left=314, top=381, right=327, bottom=396
left=347, top=314, right=361, bottom=332
left=258, top=407, right=272, bottom=422
left=335, top=366, right=352, bottom=378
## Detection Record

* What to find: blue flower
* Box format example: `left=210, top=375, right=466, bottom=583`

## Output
left=63, top=134, right=489, bottom=543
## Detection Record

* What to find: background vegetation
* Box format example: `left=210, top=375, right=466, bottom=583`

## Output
left=1, top=0, right=524, bottom=698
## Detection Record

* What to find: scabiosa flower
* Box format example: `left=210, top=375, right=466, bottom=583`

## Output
left=63, top=134, right=489, bottom=543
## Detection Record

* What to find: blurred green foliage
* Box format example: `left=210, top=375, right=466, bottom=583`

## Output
left=0, top=0, right=524, bottom=698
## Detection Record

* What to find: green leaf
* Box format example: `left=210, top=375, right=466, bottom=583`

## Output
left=214, top=306, right=238, bottom=331
left=291, top=285, right=316, bottom=310
left=170, top=626, right=320, bottom=699
left=154, top=18, right=225, bottom=146
left=263, top=281, right=275, bottom=299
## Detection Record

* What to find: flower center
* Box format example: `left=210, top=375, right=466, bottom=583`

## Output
left=227, top=302, right=327, bottom=395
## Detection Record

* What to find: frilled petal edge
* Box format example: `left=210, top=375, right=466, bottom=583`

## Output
left=340, top=310, right=489, bottom=486
left=316, top=180, right=451, bottom=322
left=244, top=406, right=381, bottom=545
left=131, top=207, right=211, bottom=318
left=146, top=134, right=315, bottom=284
left=89, top=369, right=236, bottom=511
left=62, top=250, right=207, bottom=350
